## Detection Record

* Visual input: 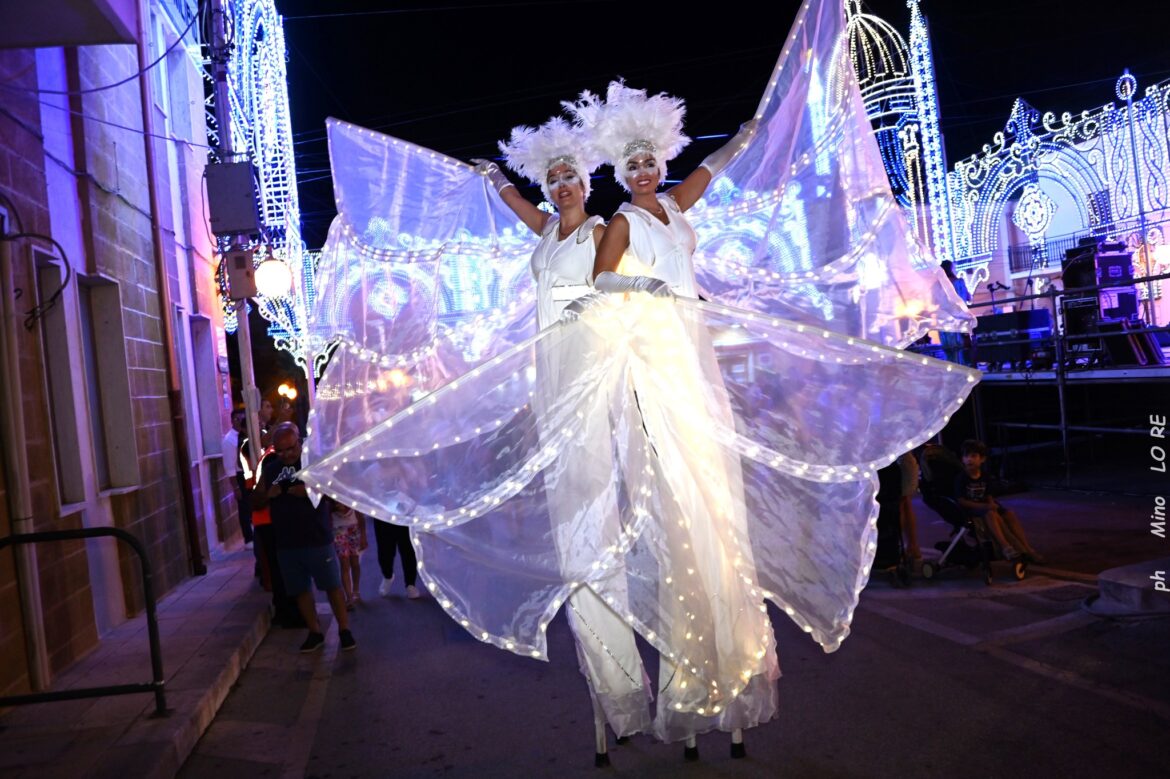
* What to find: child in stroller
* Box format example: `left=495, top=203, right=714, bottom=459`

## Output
left=917, top=442, right=1034, bottom=584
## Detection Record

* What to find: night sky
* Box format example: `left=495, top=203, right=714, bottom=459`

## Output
left=275, top=0, right=1170, bottom=249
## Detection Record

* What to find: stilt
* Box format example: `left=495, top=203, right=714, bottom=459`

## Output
left=683, top=735, right=699, bottom=762
left=592, top=694, right=610, bottom=767
left=730, top=728, right=746, bottom=758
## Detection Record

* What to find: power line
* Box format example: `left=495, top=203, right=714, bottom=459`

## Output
left=282, top=1, right=614, bottom=21
left=10, top=98, right=212, bottom=150
left=286, top=43, right=780, bottom=149
left=0, top=13, right=199, bottom=96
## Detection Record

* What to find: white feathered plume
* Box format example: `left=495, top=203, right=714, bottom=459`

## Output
left=564, top=81, right=690, bottom=191
left=498, top=116, right=601, bottom=202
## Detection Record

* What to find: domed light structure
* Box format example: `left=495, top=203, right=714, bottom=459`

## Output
left=844, top=0, right=951, bottom=261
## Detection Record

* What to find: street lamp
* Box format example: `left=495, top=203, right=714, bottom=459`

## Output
left=255, top=255, right=293, bottom=298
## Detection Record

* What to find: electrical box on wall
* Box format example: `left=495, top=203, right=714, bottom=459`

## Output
left=225, top=248, right=257, bottom=300
left=205, top=162, right=261, bottom=237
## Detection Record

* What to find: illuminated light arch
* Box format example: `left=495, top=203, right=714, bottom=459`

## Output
left=209, top=0, right=314, bottom=372
left=949, top=79, right=1170, bottom=306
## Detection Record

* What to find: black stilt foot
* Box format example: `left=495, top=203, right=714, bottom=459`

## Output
left=595, top=752, right=610, bottom=768
left=615, top=736, right=630, bottom=745
left=730, top=741, right=746, bottom=759
left=683, top=745, right=700, bottom=762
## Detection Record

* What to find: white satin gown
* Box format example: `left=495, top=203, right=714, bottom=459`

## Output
left=531, top=214, right=653, bottom=738
left=614, top=194, right=780, bottom=740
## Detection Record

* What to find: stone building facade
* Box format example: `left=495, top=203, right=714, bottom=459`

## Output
left=0, top=0, right=240, bottom=697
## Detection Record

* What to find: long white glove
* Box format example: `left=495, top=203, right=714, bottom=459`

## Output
left=559, top=292, right=608, bottom=322
left=593, top=271, right=673, bottom=298
left=471, top=158, right=516, bottom=195
left=699, top=119, right=758, bottom=177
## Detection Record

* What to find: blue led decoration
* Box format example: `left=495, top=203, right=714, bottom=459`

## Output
left=845, top=0, right=953, bottom=261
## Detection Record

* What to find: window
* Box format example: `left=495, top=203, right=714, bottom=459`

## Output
left=77, top=277, right=139, bottom=490
left=189, top=315, right=227, bottom=459
left=35, top=250, right=86, bottom=505
left=171, top=306, right=200, bottom=462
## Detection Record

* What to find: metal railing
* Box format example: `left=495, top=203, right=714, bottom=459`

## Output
left=0, top=527, right=168, bottom=717
left=999, top=214, right=1170, bottom=276
left=914, top=269, right=1170, bottom=488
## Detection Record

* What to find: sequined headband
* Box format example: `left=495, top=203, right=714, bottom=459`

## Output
left=545, top=154, right=578, bottom=172
left=620, top=139, right=657, bottom=159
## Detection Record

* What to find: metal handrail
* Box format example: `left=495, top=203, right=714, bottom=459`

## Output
left=914, top=269, right=1170, bottom=487
left=0, top=527, right=168, bottom=717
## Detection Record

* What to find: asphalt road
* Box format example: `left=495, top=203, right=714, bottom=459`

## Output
left=180, top=490, right=1170, bottom=778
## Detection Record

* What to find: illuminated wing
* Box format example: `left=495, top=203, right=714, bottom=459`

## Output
left=691, top=0, right=972, bottom=348
left=300, top=295, right=979, bottom=670
left=307, top=118, right=539, bottom=464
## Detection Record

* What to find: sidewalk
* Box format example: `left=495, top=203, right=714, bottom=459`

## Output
left=0, top=547, right=270, bottom=779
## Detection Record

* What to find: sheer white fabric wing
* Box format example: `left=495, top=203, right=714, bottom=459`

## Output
left=300, top=296, right=979, bottom=677
left=307, top=118, right=538, bottom=464
left=691, top=0, right=973, bottom=347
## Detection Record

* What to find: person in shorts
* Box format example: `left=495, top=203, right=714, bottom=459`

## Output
left=253, top=422, right=356, bottom=652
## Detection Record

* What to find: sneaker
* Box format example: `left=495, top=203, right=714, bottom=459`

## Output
left=378, top=576, right=394, bottom=597
left=339, top=629, right=357, bottom=651
left=299, top=631, right=325, bottom=653
left=406, top=584, right=421, bottom=599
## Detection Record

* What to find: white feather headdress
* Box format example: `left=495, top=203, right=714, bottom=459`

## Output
left=564, top=81, right=690, bottom=191
left=498, top=116, right=601, bottom=202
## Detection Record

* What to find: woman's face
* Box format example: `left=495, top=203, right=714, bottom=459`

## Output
left=623, top=153, right=661, bottom=195
left=545, top=163, right=585, bottom=210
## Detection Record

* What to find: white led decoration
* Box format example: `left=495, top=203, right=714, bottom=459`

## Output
left=207, top=0, right=315, bottom=373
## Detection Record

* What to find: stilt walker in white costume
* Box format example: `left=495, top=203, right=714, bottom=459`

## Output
left=562, top=81, right=770, bottom=759
left=300, top=0, right=978, bottom=767
left=476, top=117, right=654, bottom=761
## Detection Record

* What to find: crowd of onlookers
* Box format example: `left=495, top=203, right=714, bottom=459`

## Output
left=220, top=395, right=423, bottom=654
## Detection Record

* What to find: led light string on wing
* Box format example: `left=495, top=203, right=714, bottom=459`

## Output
left=318, top=292, right=536, bottom=370
left=697, top=199, right=898, bottom=283
left=402, top=486, right=780, bottom=713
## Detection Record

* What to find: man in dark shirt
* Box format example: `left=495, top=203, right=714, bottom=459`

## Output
left=253, top=422, right=355, bottom=652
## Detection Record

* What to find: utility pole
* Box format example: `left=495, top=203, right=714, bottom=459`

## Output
left=207, top=0, right=264, bottom=470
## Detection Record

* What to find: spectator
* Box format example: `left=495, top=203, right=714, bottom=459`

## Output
left=245, top=436, right=303, bottom=628
left=332, top=502, right=367, bottom=609
left=221, top=408, right=253, bottom=547
left=897, top=450, right=922, bottom=561
left=253, top=422, right=356, bottom=651
left=939, top=260, right=972, bottom=366
left=955, top=440, right=1046, bottom=565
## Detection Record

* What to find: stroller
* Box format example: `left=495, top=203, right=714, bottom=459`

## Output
left=917, top=445, right=1026, bottom=585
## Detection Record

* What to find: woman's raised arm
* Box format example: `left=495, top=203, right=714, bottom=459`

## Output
left=473, top=159, right=550, bottom=235
left=667, top=120, right=757, bottom=212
